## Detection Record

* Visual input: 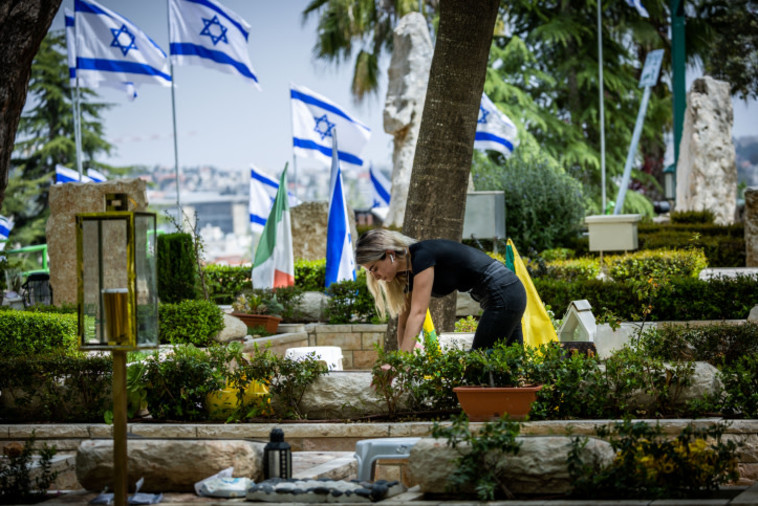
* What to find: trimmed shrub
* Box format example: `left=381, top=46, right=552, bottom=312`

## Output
left=158, top=299, right=224, bottom=346
left=0, top=311, right=78, bottom=357
left=157, top=232, right=198, bottom=303
left=670, top=209, right=715, bottom=224
left=0, top=354, right=112, bottom=422
left=295, top=258, right=326, bottom=291
left=324, top=272, right=380, bottom=324
left=204, top=264, right=250, bottom=304
left=535, top=275, right=758, bottom=322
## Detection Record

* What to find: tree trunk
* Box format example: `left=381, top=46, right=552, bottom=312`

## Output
left=402, top=0, right=498, bottom=332
left=0, top=0, right=61, bottom=210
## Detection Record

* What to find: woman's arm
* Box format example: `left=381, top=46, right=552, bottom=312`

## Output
left=399, top=267, right=434, bottom=352
left=396, top=292, right=411, bottom=350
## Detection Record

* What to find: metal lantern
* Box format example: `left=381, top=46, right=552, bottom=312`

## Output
left=263, top=428, right=292, bottom=480
left=76, top=203, right=158, bottom=350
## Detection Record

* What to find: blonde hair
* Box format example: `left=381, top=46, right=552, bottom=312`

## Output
left=355, top=229, right=417, bottom=318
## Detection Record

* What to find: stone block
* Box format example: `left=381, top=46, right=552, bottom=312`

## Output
left=737, top=463, right=758, bottom=486
left=352, top=350, right=378, bottom=370
left=76, top=439, right=264, bottom=492
left=46, top=179, right=148, bottom=305
left=361, top=332, right=384, bottom=349
left=127, top=424, right=196, bottom=439
left=315, top=332, right=362, bottom=350
left=341, top=351, right=354, bottom=370
left=215, top=312, right=248, bottom=343
left=351, top=324, right=387, bottom=333
left=291, top=202, right=357, bottom=262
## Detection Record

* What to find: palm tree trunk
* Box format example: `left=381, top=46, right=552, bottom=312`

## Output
left=402, top=0, right=498, bottom=332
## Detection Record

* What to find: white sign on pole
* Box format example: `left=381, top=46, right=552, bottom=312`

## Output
left=639, top=49, right=664, bottom=88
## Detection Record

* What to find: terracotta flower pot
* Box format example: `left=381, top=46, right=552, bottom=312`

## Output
left=453, top=385, right=543, bottom=422
left=231, top=313, right=282, bottom=333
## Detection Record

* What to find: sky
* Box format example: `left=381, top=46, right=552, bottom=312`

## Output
left=48, top=0, right=757, bottom=181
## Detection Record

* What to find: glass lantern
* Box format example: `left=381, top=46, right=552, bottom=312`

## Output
left=76, top=210, right=158, bottom=350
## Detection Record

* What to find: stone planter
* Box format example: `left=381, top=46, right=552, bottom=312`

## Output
left=231, top=313, right=281, bottom=333
left=453, top=385, right=543, bottom=422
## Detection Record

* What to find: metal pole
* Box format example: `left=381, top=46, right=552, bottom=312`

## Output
left=167, top=2, right=182, bottom=227
left=671, top=0, right=686, bottom=167
left=73, top=76, right=84, bottom=180
left=613, top=86, right=652, bottom=214
left=598, top=0, right=607, bottom=213
left=288, top=89, right=299, bottom=201
left=112, top=350, right=128, bottom=506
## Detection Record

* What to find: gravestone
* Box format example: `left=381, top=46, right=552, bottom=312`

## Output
left=675, top=76, right=737, bottom=224
left=382, top=12, right=433, bottom=228
left=290, top=201, right=357, bottom=261
left=46, top=179, right=148, bottom=305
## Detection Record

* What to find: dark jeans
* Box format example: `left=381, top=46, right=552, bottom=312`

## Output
left=469, top=262, right=527, bottom=349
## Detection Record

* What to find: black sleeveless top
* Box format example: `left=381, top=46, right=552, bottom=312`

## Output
left=406, top=239, right=515, bottom=297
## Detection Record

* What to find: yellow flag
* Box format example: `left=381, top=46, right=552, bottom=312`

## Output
left=505, top=239, right=558, bottom=347
left=420, top=309, right=437, bottom=343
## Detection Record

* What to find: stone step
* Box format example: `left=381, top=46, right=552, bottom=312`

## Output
left=292, top=451, right=356, bottom=481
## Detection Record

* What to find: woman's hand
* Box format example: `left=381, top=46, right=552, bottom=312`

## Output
left=399, top=267, right=434, bottom=352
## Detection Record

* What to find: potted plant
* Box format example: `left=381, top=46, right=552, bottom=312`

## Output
left=231, top=289, right=284, bottom=333
left=453, top=343, right=543, bottom=421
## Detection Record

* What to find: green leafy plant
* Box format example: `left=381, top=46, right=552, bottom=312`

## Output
left=719, top=352, right=758, bottom=418
left=569, top=420, right=739, bottom=499
left=232, top=344, right=329, bottom=420
left=139, top=344, right=233, bottom=421
left=156, top=231, right=199, bottom=303
left=1, top=433, right=58, bottom=504
left=0, top=311, right=78, bottom=357
left=324, top=273, right=380, bottom=323
left=203, top=264, right=250, bottom=304
left=232, top=289, right=284, bottom=316
left=670, top=209, right=716, bottom=224
left=431, top=413, right=522, bottom=500
left=454, top=315, right=478, bottom=332
left=294, top=258, right=326, bottom=291
left=158, top=299, right=224, bottom=346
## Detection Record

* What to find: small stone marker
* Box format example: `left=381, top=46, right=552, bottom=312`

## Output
left=245, top=478, right=405, bottom=503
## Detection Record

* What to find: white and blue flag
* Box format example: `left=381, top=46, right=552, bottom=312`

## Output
left=0, top=215, right=12, bottom=252
left=249, top=165, right=300, bottom=234
left=291, top=84, right=371, bottom=171
left=625, top=0, right=650, bottom=18
left=86, top=168, right=108, bottom=182
left=74, top=0, right=170, bottom=89
left=169, top=0, right=261, bottom=90
left=474, top=93, right=519, bottom=157
left=56, top=164, right=93, bottom=184
left=369, top=165, right=391, bottom=208
left=325, top=131, right=356, bottom=289
left=66, top=7, right=137, bottom=99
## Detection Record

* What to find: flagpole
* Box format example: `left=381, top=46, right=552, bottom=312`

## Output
left=73, top=76, right=84, bottom=180
left=167, top=1, right=182, bottom=227
left=598, top=0, right=607, bottom=213
left=288, top=89, right=299, bottom=202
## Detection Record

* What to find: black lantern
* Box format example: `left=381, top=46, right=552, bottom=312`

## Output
left=263, top=428, right=291, bottom=479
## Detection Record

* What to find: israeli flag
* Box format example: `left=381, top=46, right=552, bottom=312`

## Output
left=291, top=84, right=371, bottom=171
left=625, top=0, right=650, bottom=18
left=66, top=8, right=137, bottom=99
left=249, top=165, right=300, bottom=234
left=169, top=0, right=261, bottom=90
left=0, top=215, right=13, bottom=240
left=325, top=131, right=356, bottom=289
left=369, top=165, right=391, bottom=208
left=474, top=93, right=519, bottom=157
left=0, top=215, right=12, bottom=252
left=86, top=168, right=108, bottom=182
left=56, top=164, right=93, bottom=184
left=74, top=0, right=170, bottom=89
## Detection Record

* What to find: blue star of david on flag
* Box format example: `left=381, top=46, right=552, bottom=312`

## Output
left=478, top=105, right=489, bottom=124
left=200, top=15, right=228, bottom=45
left=110, top=24, right=137, bottom=56
left=313, top=114, right=335, bottom=141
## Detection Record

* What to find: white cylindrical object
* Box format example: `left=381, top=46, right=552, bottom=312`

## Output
left=285, top=346, right=343, bottom=371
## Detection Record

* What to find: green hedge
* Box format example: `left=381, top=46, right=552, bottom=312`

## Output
left=0, top=353, right=112, bottom=422
left=0, top=311, right=78, bottom=357
left=158, top=299, right=224, bottom=346
left=204, top=264, right=251, bottom=304
left=157, top=232, right=198, bottom=303
left=295, top=259, right=326, bottom=291
left=544, top=249, right=707, bottom=281
left=536, top=275, right=758, bottom=321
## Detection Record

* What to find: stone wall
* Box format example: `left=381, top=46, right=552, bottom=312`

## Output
left=46, top=179, right=148, bottom=305
left=244, top=323, right=386, bottom=370
left=290, top=202, right=358, bottom=261
left=5, top=419, right=758, bottom=486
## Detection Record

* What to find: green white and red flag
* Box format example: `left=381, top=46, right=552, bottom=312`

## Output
left=251, top=166, right=294, bottom=288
